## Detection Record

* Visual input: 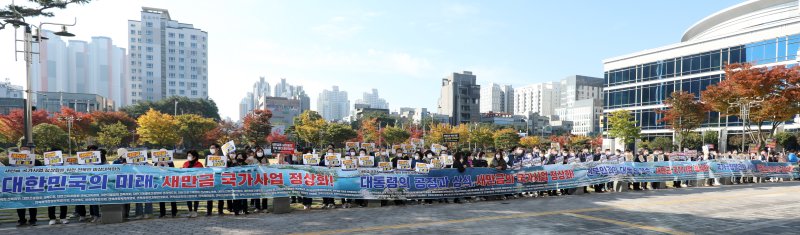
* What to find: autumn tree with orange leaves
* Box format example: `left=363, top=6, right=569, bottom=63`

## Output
left=701, top=63, right=800, bottom=147
left=657, top=91, right=708, bottom=150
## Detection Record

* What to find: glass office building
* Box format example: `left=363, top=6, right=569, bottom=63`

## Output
left=602, top=0, right=800, bottom=146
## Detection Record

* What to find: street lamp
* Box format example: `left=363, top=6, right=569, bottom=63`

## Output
left=58, top=115, right=82, bottom=158
left=8, top=3, right=77, bottom=151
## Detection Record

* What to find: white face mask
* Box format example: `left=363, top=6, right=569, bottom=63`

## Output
left=257, top=152, right=264, bottom=157
left=350, top=152, right=356, bottom=156
left=21, top=150, right=31, bottom=154
left=210, top=149, right=217, bottom=155
left=414, top=156, right=420, bottom=160
left=503, top=156, right=509, bottom=162
left=187, top=156, right=195, bottom=161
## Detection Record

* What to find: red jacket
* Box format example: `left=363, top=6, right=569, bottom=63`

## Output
left=183, top=161, right=204, bottom=168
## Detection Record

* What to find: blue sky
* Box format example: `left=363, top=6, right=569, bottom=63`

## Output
left=0, top=0, right=744, bottom=120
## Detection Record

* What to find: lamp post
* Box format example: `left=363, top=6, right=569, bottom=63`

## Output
left=58, top=116, right=82, bottom=157
left=7, top=3, right=77, bottom=151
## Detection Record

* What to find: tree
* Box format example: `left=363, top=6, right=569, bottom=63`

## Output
left=52, top=107, right=93, bottom=146
left=468, top=124, right=494, bottom=149
left=266, top=131, right=290, bottom=144
left=0, top=109, right=52, bottom=144
left=121, top=96, right=221, bottom=120
left=702, top=131, right=719, bottom=149
left=242, top=109, right=273, bottom=147
left=607, top=110, right=641, bottom=149
left=294, top=111, right=326, bottom=147
left=493, top=128, right=520, bottom=150
left=657, top=91, right=707, bottom=150
left=382, top=126, right=410, bottom=146
left=96, top=122, right=128, bottom=149
left=568, top=135, right=592, bottom=150
left=136, top=109, right=180, bottom=148
left=90, top=111, right=136, bottom=132
left=701, top=63, right=800, bottom=148
left=774, top=132, right=798, bottom=151
left=358, top=118, right=381, bottom=144
left=452, top=124, right=470, bottom=147
left=205, top=119, right=242, bottom=147
left=322, top=123, right=357, bottom=147
left=519, top=136, right=542, bottom=149
left=683, top=132, right=703, bottom=150
left=33, top=123, right=67, bottom=152
left=649, top=137, right=674, bottom=152
left=176, top=114, right=217, bottom=149
left=424, top=123, right=452, bottom=145
left=1, top=0, right=91, bottom=31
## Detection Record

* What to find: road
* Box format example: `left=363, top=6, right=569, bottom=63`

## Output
left=2, top=181, right=799, bottom=235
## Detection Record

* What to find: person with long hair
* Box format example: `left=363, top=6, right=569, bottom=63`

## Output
left=205, top=144, right=227, bottom=216
left=183, top=150, right=204, bottom=218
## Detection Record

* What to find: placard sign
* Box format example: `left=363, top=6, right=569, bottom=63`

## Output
left=126, top=151, right=149, bottom=165
left=443, top=133, right=459, bottom=143
left=341, top=159, right=357, bottom=170
left=397, top=160, right=412, bottom=171
left=345, top=142, right=360, bottom=150
left=324, top=153, right=341, bottom=166
left=415, top=163, right=430, bottom=173
left=271, top=142, right=295, bottom=154
left=358, top=156, right=374, bottom=166
left=8, top=152, right=34, bottom=166
left=206, top=155, right=228, bottom=168
left=77, top=151, right=101, bottom=165
left=151, top=150, right=174, bottom=163
left=378, top=162, right=393, bottom=172
left=303, top=154, right=320, bottom=165
left=360, top=143, right=376, bottom=153
left=43, top=151, right=63, bottom=166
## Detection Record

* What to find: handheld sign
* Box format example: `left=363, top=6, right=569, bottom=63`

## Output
left=415, top=163, right=430, bottom=173
left=360, top=143, right=376, bottom=153
left=555, top=155, right=564, bottom=164
left=151, top=149, right=174, bottom=163
left=430, top=158, right=443, bottom=169
left=221, top=140, right=236, bottom=157
left=392, top=144, right=403, bottom=152
left=9, top=152, right=35, bottom=166
left=345, top=142, right=360, bottom=150
left=378, top=162, right=393, bottom=172
left=341, top=159, right=357, bottom=170
left=443, top=133, right=459, bottom=143
left=410, top=138, right=424, bottom=149
left=431, top=144, right=443, bottom=153
left=397, top=160, right=412, bottom=171
left=324, top=153, right=341, bottom=166
left=303, top=154, right=320, bottom=165
left=271, top=142, right=296, bottom=154
left=440, top=155, right=454, bottom=166
left=43, top=151, right=63, bottom=166
left=126, top=151, right=149, bottom=165
left=402, top=143, right=414, bottom=152
left=532, top=157, right=543, bottom=166
left=358, top=155, right=374, bottom=167
left=206, top=155, right=228, bottom=168
left=77, top=151, right=101, bottom=165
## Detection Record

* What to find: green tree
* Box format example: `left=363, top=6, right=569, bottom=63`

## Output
left=121, top=96, right=221, bottom=120
left=322, top=123, right=357, bottom=147
left=493, top=128, right=520, bottom=150
left=702, top=131, right=719, bottom=149
left=33, top=123, right=67, bottom=152
left=136, top=109, right=180, bottom=148
left=97, top=122, right=128, bottom=149
left=1, top=0, right=91, bottom=30
left=683, top=132, right=703, bottom=150
left=519, top=136, right=542, bottom=149
left=568, top=135, right=592, bottom=151
left=649, top=137, right=674, bottom=152
left=242, top=109, right=273, bottom=147
left=607, top=110, right=641, bottom=149
left=176, top=114, right=218, bottom=149
left=382, top=126, right=411, bottom=146
left=657, top=91, right=707, bottom=150
left=775, top=132, right=799, bottom=151
left=469, top=124, right=494, bottom=149
left=294, top=111, right=326, bottom=147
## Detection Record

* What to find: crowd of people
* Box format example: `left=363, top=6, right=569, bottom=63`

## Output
left=7, top=143, right=799, bottom=227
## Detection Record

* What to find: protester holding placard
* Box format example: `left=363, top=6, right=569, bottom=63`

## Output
left=230, top=151, right=249, bottom=215
left=42, top=148, right=70, bottom=225
left=153, top=152, right=178, bottom=218
left=205, top=144, right=227, bottom=216
left=13, top=147, right=41, bottom=226
left=181, top=150, right=204, bottom=218
left=489, top=150, right=507, bottom=170
left=249, top=147, right=269, bottom=213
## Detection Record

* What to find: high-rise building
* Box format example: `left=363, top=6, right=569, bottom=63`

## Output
left=513, top=82, right=561, bottom=117
left=602, top=0, right=800, bottom=149
left=128, top=7, right=208, bottom=104
left=437, top=71, right=480, bottom=124
left=480, top=83, right=514, bottom=113
left=239, top=77, right=309, bottom=120
left=273, top=78, right=310, bottom=112
left=239, top=92, right=254, bottom=120
left=261, top=97, right=302, bottom=126
left=30, top=31, right=129, bottom=108
left=0, top=80, right=23, bottom=99
left=554, top=75, right=604, bottom=136
left=317, top=86, right=349, bottom=121
left=354, top=88, right=389, bottom=110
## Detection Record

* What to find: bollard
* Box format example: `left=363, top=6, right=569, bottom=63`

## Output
left=99, top=204, right=126, bottom=224
left=367, top=199, right=382, bottom=208
left=270, top=197, right=292, bottom=214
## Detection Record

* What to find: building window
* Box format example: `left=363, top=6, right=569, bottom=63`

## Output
left=179, top=34, right=184, bottom=39
left=146, top=55, right=153, bottom=61
left=191, top=74, right=197, bottom=80
left=169, top=81, right=176, bottom=86
left=168, top=33, right=175, bottom=38
left=146, top=22, right=153, bottom=27
left=168, top=41, right=175, bottom=46
left=179, top=42, right=184, bottom=47
left=179, top=82, right=185, bottom=86
left=146, top=63, right=153, bottom=69
left=146, top=71, right=153, bottom=77
left=179, top=90, right=185, bottom=95
left=168, top=65, right=175, bottom=70
left=130, top=30, right=135, bottom=34
left=169, top=73, right=175, bottom=78
left=191, top=90, right=197, bottom=96
left=146, top=38, right=152, bottom=44
left=191, top=35, right=197, bottom=40
left=146, top=47, right=153, bottom=52
left=170, top=89, right=176, bottom=95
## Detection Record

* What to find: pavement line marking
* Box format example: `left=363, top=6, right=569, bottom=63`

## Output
left=290, top=186, right=800, bottom=235
left=562, top=212, right=691, bottom=235
left=288, top=207, right=611, bottom=235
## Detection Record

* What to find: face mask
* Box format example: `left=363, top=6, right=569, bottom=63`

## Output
left=257, top=152, right=264, bottom=157
left=187, top=156, right=195, bottom=161
left=427, top=154, right=433, bottom=158
left=503, top=156, right=509, bottom=162
left=210, top=149, right=217, bottom=155
left=350, top=152, right=356, bottom=156
left=414, top=156, right=420, bottom=160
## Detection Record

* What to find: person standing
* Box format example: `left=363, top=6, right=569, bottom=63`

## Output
left=155, top=154, right=178, bottom=218
left=45, top=148, right=69, bottom=225
left=14, top=147, right=42, bottom=226
left=251, top=147, right=270, bottom=213
left=183, top=150, right=204, bottom=218
left=205, top=144, right=227, bottom=216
